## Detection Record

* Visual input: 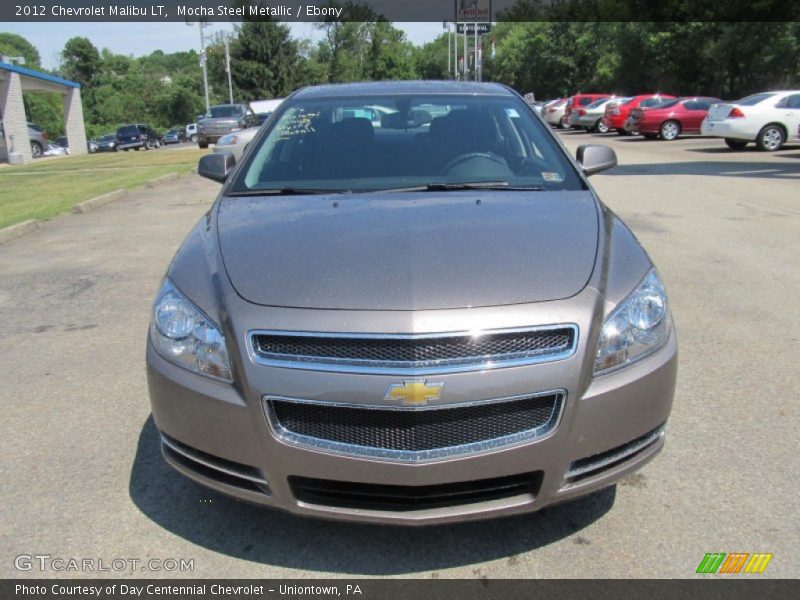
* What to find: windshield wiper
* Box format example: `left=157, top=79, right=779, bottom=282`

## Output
left=377, top=181, right=545, bottom=193
left=228, top=187, right=352, bottom=197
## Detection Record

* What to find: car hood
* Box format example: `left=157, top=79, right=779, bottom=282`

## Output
left=217, top=191, right=599, bottom=310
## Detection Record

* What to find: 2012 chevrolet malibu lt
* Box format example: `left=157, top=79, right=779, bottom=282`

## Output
left=146, top=81, right=677, bottom=525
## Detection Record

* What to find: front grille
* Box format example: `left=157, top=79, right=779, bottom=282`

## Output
left=265, top=392, right=563, bottom=461
left=250, top=325, right=577, bottom=374
left=290, top=472, right=543, bottom=511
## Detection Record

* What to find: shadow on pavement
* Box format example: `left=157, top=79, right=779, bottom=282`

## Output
left=130, top=415, right=616, bottom=575
left=602, top=160, right=800, bottom=179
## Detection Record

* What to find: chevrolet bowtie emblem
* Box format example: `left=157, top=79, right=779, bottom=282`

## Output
left=385, top=379, right=445, bottom=406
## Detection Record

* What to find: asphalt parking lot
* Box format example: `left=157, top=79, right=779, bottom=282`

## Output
left=1, top=132, right=798, bottom=579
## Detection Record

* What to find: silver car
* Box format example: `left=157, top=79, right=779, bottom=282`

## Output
left=570, top=97, right=631, bottom=132
left=212, top=127, right=260, bottom=163
left=147, top=81, right=677, bottom=525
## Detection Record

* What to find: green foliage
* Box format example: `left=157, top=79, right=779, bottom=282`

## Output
left=0, top=32, right=41, bottom=67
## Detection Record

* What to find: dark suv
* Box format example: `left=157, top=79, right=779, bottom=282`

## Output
left=197, top=104, right=257, bottom=148
left=116, top=124, right=160, bottom=151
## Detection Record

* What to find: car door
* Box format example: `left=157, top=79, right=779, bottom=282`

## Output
left=777, top=94, right=800, bottom=140
left=682, top=100, right=709, bottom=132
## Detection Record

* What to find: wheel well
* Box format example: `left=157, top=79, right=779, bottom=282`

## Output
left=761, top=122, right=787, bottom=137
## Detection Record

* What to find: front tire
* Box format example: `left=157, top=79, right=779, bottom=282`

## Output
left=595, top=119, right=609, bottom=134
left=756, top=125, right=785, bottom=152
left=30, top=141, right=43, bottom=158
left=724, top=138, right=748, bottom=150
left=660, top=120, right=681, bottom=141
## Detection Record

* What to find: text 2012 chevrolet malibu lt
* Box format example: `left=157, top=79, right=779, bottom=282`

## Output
left=147, top=81, right=677, bottom=524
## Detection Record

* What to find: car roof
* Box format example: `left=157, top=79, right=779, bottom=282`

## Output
left=292, top=80, right=516, bottom=99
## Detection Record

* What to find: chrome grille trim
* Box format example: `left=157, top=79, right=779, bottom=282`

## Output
left=565, top=425, right=665, bottom=481
left=262, top=390, right=565, bottom=462
left=247, top=324, right=579, bottom=375
left=161, top=434, right=268, bottom=486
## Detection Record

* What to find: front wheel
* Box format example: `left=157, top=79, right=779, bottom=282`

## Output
left=660, top=120, right=681, bottom=141
left=724, top=138, right=748, bottom=150
left=756, top=125, right=785, bottom=152
left=190, top=134, right=197, bottom=143
left=30, top=141, right=43, bottom=158
left=595, top=119, right=609, bottom=134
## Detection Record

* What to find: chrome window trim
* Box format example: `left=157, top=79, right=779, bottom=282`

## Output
left=262, top=390, right=566, bottom=463
left=246, top=323, right=579, bottom=375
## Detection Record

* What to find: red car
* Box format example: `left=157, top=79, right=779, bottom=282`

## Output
left=562, top=93, right=610, bottom=128
left=627, top=97, right=723, bottom=140
left=602, top=94, right=676, bottom=135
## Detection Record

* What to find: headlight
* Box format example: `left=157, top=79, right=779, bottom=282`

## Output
left=217, top=134, right=239, bottom=146
left=149, top=279, right=232, bottom=381
left=594, top=269, right=670, bottom=374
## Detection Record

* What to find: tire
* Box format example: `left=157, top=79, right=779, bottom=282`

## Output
left=724, top=138, right=748, bottom=150
left=660, top=120, right=681, bottom=141
left=198, top=141, right=209, bottom=149
left=595, top=119, right=609, bottom=134
left=755, top=124, right=785, bottom=152
left=190, top=134, right=197, bottom=143
left=30, top=141, right=43, bottom=158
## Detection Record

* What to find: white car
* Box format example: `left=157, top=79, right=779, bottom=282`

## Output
left=541, top=98, right=568, bottom=127
left=701, top=90, right=800, bottom=151
left=212, top=126, right=260, bottom=162
left=570, top=97, right=631, bottom=132
left=185, top=123, right=198, bottom=143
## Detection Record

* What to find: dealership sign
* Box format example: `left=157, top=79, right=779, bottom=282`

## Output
left=456, top=23, right=492, bottom=34
left=456, top=0, right=491, bottom=22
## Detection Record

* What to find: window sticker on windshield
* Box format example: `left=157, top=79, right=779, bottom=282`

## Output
left=505, top=108, right=520, bottom=118
left=542, top=172, right=562, bottom=182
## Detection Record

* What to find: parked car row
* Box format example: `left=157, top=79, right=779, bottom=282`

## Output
left=541, top=89, right=800, bottom=151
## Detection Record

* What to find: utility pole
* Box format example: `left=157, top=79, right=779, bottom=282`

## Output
left=474, top=24, right=478, bottom=81
left=463, top=24, right=468, bottom=80
left=215, top=31, right=234, bottom=104
left=447, top=23, right=451, bottom=79
left=187, top=19, right=211, bottom=114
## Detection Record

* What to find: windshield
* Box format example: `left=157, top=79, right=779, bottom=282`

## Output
left=736, top=93, right=776, bottom=106
left=208, top=105, right=243, bottom=119
left=235, top=94, right=584, bottom=194
left=100, top=134, right=115, bottom=142
left=118, top=125, right=139, bottom=136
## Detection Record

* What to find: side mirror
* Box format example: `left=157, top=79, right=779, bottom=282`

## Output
left=576, top=144, right=617, bottom=176
left=198, top=152, right=235, bottom=183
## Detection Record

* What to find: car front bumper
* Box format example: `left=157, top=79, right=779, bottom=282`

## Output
left=146, top=297, right=677, bottom=525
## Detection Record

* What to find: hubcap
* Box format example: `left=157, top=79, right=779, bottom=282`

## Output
left=762, top=128, right=782, bottom=150
left=31, top=143, right=41, bottom=157
left=597, top=120, right=608, bottom=133
left=662, top=122, right=679, bottom=139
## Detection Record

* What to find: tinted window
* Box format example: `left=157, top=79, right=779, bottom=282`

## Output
left=118, top=125, right=140, bottom=136
left=687, top=100, right=712, bottom=111
left=236, top=94, right=584, bottom=194
left=736, top=93, right=777, bottom=106
left=586, top=98, right=608, bottom=109
left=654, top=99, right=681, bottom=109
left=208, top=105, right=244, bottom=118
left=578, top=97, right=594, bottom=106
left=639, top=97, right=667, bottom=108
left=784, top=94, right=800, bottom=109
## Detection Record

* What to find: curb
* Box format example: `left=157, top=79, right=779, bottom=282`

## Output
left=72, top=189, right=129, bottom=214
left=0, top=219, right=39, bottom=245
left=0, top=170, right=195, bottom=246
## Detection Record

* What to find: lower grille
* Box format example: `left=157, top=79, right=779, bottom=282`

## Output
left=290, top=472, right=543, bottom=511
left=265, top=392, right=563, bottom=462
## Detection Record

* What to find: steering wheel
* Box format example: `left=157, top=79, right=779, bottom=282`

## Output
left=440, top=152, right=510, bottom=176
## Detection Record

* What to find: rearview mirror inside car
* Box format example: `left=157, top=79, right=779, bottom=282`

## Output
left=576, top=144, right=617, bottom=176
left=198, top=152, right=235, bottom=183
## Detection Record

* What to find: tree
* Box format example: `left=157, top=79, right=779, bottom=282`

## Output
left=230, top=20, right=308, bottom=99
left=60, top=37, right=101, bottom=88
left=0, top=32, right=41, bottom=67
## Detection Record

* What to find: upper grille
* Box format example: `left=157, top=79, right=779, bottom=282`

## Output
left=250, top=325, right=577, bottom=374
left=265, top=392, right=563, bottom=461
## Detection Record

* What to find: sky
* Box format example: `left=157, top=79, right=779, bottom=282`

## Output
left=0, top=22, right=445, bottom=69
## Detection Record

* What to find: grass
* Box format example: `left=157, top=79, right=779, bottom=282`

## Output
left=0, top=148, right=208, bottom=230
